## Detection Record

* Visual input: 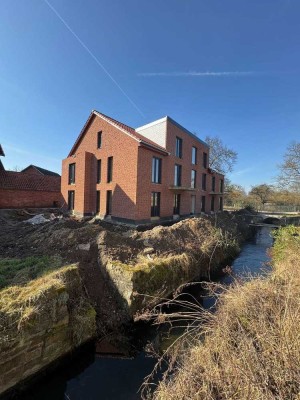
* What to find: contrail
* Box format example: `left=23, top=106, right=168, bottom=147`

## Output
left=44, top=0, right=145, bottom=118
left=138, top=71, right=264, bottom=77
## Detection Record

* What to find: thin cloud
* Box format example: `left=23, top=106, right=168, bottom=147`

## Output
left=43, top=0, right=144, bottom=118
left=230, top=167, right=255, bottom=177
left=138, top=71, right=265, bottom=77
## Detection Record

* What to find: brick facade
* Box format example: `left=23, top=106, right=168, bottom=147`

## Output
left=61, top=111, right=225, bottom=223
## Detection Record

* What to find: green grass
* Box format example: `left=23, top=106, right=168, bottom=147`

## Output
left=0, top=255, right=63, bottom=290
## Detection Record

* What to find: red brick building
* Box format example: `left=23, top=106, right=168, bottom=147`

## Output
left=61, top=110, right=224, bottom=224
left=0, top=147, right=62, bottom=209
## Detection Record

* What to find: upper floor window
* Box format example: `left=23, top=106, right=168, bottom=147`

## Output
left=107, top=156, right=113, bottom=183
left=212, top=176, right=216, bottom=192
left=192, top=147, right=197, bottom=164
left=191, top=170, right=197, bottom=189
left=97, top=131, right=102, bottom=149
left=68, top=163, right=76, bottom=184
left=203, top=152, right=208, bottom=168
left=175, top=137, right=183, bottom=158
left=152, top=157, right=162, bottom=184
left=97, top=159, right=101, bottom=184
left=202, top=173, right=207, bottom=190
left=174, top=164, right=182, bottom=187
left=220, top=179, right=224, bottom=193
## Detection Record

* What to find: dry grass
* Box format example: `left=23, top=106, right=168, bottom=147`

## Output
left=149, top=226, right=300, bottom=400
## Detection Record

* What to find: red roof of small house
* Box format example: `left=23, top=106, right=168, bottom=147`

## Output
left=0, top=145, right=5, bottom=157
left=68, top=110, right=169, bottom=157
left=0, top=171, right=61, bottom=192
left=21, top=165, right=60, bottom=177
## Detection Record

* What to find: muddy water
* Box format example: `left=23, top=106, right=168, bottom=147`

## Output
left=12, top=226, right=274, bottom=400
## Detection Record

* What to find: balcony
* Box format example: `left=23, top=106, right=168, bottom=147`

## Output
left=169, top=185, right=196, bottom=192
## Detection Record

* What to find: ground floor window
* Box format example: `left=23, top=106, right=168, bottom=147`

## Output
left=96, top=190, right=100, bottom=214
left=68, top=190, right=75, bottom=211
left=191, top=195, right=196, bottom=214
left=211, top=196, right=215, bottom=212
left=106, top=190, right=112, bottom=215
left=201, top=195, right=206, bottom=212
left=219, top=196, right=223, bottom=211
left=151, top=192, right=161, bottom=217
left=173, top=194, right=181, bottom=215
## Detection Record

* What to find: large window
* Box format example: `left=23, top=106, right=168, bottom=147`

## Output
left=202, top=173, right=207, bottom=190
left=152, top=157, right=162, bottom=183
left=107, top=156, right=113, bottom=183
left=175, top=137, right=183, bottom=158
left=191, top=170, right=197, bottom=189
left=106, top=190, right=112, bottom=215
left=212, top=176, right=216, bottom=192
left=151, top=192, right=161, bottom=217
left=174, top=164, right=182, bottom=187
left=97, top=131, right=102, bottom=149
left=173, top=194, right=181, bottom=215
left=96, top=190, right=100, bottom=214
left=203, top=152, right=208, bottom=169
left=68, top=190, right=75, bottom=211
left=220, top=179, right=224, bottom=193
left=192, top=147, right=197, bottom=164
left=201, top=196, right=206, bottom=212
left=68, top=163, right=76, bottom=184
left=211, top=196, right=215, bottom=212
left=97, top=159, right=101, bottom=184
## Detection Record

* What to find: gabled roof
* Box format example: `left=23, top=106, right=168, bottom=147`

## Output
left=0, top=171, right=61, bottom=192
left=0, top=145, right=5, bottom=157
left=68, top=110, right=169, bottom=157
left=21, top=165, right=60, bottom=177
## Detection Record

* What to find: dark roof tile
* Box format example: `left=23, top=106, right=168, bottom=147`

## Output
left=0, top=171, right=61, bottom=192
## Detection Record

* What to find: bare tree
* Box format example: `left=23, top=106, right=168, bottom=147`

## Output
left=7, top=166, right=22, bottom=172
left=277, top=141, right=300, bottom=192
left=205, top=136, right=237, bottom=174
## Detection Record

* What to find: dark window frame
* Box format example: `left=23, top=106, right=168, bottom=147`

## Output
left=220, top=179, right=224, bottom=193
left=192, top=146, right=197, bottom=165
left=219, top=196, right=223, bottom=211
left=175, top=137, right=183, bottom=159
left=152, top=157, right=162, bottom=184
left=201, top=195, right=206, bottom=212
left=191, top=169, right=197, bottom=189
left=68, top=190, right=75, bottom=211
left=202, top=173, right=207, bottom=191
left=212, top=176, right=216, bottom=192
left=107, top=156, right=113, bottom=183
left=203, top=152, right=208, bottom=169
left=68, top=163, right=76, bottom=185
left=96, top=190, right=100, bottom=214
left=97, top=131, right=102, bottom=149
left=173, top=193, right=181, bottom=215
left=97, top=159, right=101, bottom=184
left=174, top=164, right=182, bottom=187
left=106, top=190, right=112, bottom=215
left=211, top=196, right=215, bottom=212
left=151, top=192, right=161, bottom=217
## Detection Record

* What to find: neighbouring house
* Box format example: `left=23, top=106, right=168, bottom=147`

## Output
left=0, top=146, right=63, bottom=209
left=61, top=110, right=224, bottom=224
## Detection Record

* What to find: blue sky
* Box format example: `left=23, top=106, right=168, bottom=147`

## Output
left=1, top=0, right=300, bottom=191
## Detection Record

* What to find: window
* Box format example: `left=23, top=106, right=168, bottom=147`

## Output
left=191, top=195, right=196, bottom=214
left=203, top=152, right=208, bottom=168
left=107, top=156, right=113, bottom=183
left=152, top=157, right=162, bottom=183
left=175, top=137, right=183, bottom=158
left=173, top=194, right=181, bottom=215
left=220, top=179, right=224, bottom=193
left=201, top=196, right=206, bottom=212
left=219, top=196, right=223, bottom=211
left=97, top=159, right=101, bottom=184
left=68, top=190, right=75, bottom=211
left=192, top=147, right=197, bottom=164
left=151, top=192, right=161, bottom=217
left=211, top=196, right=215, bottom=212
left=212, top=176, right=216, bottom=192
left=68, top=163, right=76, bottom=184
left=202, top=173, right=207, bottom=190
left=174, top=164, right=182, bottom=187
left=191, top=170, right=197, bottom=189
left=97, top=131, right=102, bottom=149
left=96, top=190, right=100, bottom=214
left=106, top=190, right=112, bottom=215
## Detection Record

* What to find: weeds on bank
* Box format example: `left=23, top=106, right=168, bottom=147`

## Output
left=143, top=226, right=300, bottom=400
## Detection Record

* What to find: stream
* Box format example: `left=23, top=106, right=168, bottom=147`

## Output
left=13, top=226, right=274, bottom=400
